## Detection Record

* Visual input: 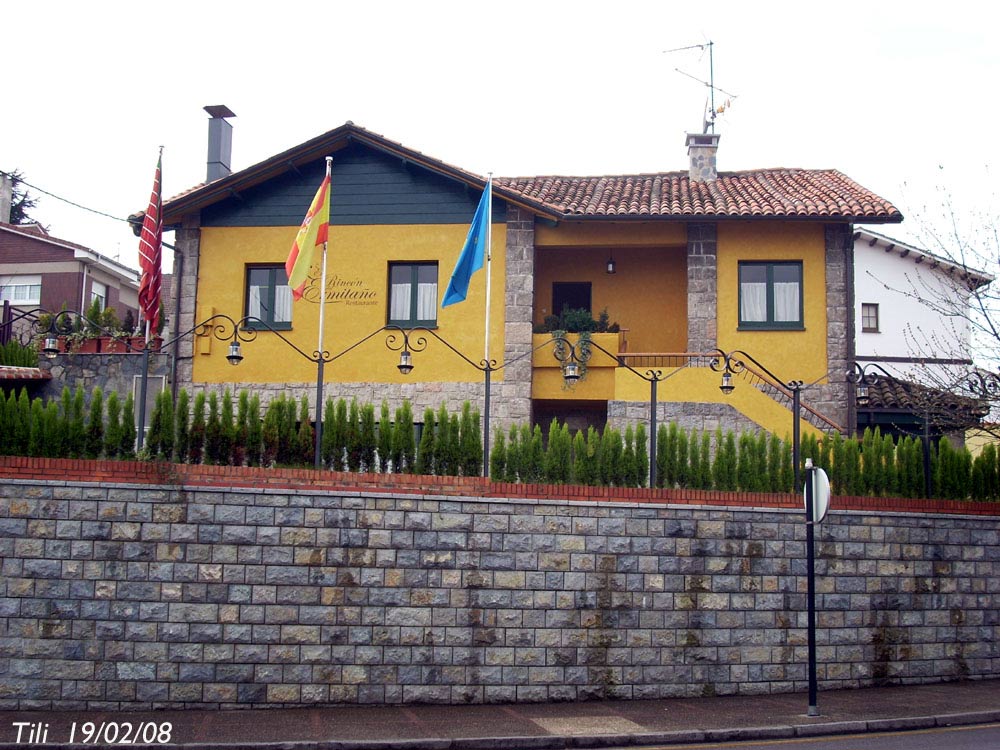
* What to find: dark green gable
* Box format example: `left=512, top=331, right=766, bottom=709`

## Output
left=201, top=143, right=505, bottom=227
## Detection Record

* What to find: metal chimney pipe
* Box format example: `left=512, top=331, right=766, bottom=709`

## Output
left=204, top=105, right=236, bottom=182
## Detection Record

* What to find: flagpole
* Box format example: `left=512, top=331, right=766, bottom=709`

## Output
left=313, top=156, right=333, bottom=470
left=482, top=175, right=493, bottom=475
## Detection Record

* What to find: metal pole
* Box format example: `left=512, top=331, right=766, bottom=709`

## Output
left=482, top=368, right=491, bottom=477
left=792, top=386, right=801, bottom=490
left=314, top=358, right=325, bottom=470
left=136, top=345, right=151, bottom=451
left=649, top=378, right=658, bottom=488
left=922, top=408, right=932, bottom=498
left=805, top=457, right=819, bottom=716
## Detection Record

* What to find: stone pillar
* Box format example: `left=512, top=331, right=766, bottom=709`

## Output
left=500, top=206, right=535, bottom=433
left=172, top=214, right=201, bottom=391
left=809, top=223, right=854, bottom=432
left=687, top=222, right=718, bottom=353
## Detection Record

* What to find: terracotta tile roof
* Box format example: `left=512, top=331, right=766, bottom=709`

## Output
left=155, top=122, right=901, bottom=224
left=494, top=170, right=901, bottom=222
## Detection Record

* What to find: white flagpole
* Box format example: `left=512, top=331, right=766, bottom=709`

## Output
left=483, top=174, right=493, bottom=364
left=317, top=157, right=333, bottom=362
left=312, top=156, right=333, bottom=469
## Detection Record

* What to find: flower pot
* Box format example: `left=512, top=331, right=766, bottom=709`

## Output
left=102, top=337, right=129, bottom=353
left=73, top=337, right=101, bottom=354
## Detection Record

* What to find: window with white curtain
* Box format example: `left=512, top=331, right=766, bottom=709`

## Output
left=245, top=266, right=292, bottom=329
left=0, top=274, right=42, bottom=306
left=389, top=263, right=438, bottom=327
left=738, top=261, right=803, bottom=329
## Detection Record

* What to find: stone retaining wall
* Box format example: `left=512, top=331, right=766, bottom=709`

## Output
left=0, top=462, right=997, bottom=710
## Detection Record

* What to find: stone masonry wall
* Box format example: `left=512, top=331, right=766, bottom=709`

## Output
left=0, top=464, right=997, bottom=711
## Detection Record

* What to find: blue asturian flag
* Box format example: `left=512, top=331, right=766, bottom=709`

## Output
left=442, top=180, right=491, bottom=307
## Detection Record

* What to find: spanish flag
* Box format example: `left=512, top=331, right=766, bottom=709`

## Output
left=285, top=172, right=330, bottom=301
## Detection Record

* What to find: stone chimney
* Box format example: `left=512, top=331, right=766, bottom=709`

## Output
left=686, top=132, right=721, bottom=182
left=204, top=105, right=236, bottom=182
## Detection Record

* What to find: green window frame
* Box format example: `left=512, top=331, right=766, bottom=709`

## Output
left=388, top=262, right=438, bottom=327
left=738, top=261, right=804, bottom=330
left=244, top=265, right=292, bottom=330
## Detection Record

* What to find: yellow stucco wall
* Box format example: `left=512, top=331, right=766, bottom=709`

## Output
left=193, top=224, right=506, bottom=384
left=534, top=223, right=688, bottom=353
left=716, top=222, right=829, bottom=384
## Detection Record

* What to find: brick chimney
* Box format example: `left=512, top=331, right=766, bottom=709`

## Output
left=686, top=132, right=721, bottom=182
left=204, top=105, right=236, bottom=182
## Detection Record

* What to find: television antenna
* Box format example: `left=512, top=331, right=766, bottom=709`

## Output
left=665, top=40, right=738, bottom=134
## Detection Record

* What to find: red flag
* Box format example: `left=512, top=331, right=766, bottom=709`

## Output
left=138, top=151, right=163, bottom=338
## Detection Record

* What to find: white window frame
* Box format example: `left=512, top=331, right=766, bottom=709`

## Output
left=0, top=274, right=42, bottom=306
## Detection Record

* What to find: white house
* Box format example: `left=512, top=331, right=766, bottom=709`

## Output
left=852, top=227, right=992, bottom=438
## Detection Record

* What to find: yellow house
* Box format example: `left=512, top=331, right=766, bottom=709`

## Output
left=158, top=121, right=901, bottom=443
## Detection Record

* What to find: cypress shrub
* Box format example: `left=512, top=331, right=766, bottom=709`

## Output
left=714, top=429, right=738, bottom=491
left=982, top=443, right=999, bottom=499
left=582, top=426, right=601, bottom=486
left=330, top=398, right=349, bottom=471
left=843, top=437, right=862, bottom=495
left=664, top=423, right=680, bottom=487
left=205, top=392, right=221, bottom=464
left=818, top=433, right=833, bottom=473
left=298, top=396, right=316, bottom=467
left=120, top=393, right=137, bottom=459
left=504, top=424, right=521, bottom=483
left=621, top=425, right=638, bottom=488
left=261, top=398, right=282, bottom=467
left=321, top=398, right=338, bottom=470
left=43, top=400, right=61, bottom=458
left=635, top=422, right=649, bottom=488
left=882, top=433, right=897, bottom=497
left=5, top=390, right=24, bottom=455
left=188, top=392, right=206, bottom=465
left=655, top=424, right=669, bottom=488
left=861, top=427, right=877, bottom=495
left=28, top=397, right=45, bottom=457
left=446, top=414, right=462, bottom=476
left=69, top=387, right=86, bottom=457
left=58, top=386, right=73, bottom=458
left=279, top=396, right=298, bottom=466
left=217, top=389, right=234, bottom=466
left=175, top=389, right=191, bottom=464
left=145, top=391, right=163, bottom=458
left=524, top=424, right=544, bottom=483
left=378, top=401, right=394, bottom=472
left=767, top=433, right=783, bottom=492
left=160, top=389, right=175, bottom=461
left=246, top=394, right=262, bottom=467
left=0, top=390, right=11, bottom=455
left=550, top=422, right=572, bottom=484
left=415, top=407, right=436, bottom=475
left=359, top=401, right=376, bottom=472
left=394, top=400, right=416, bottom=473
left=780, top=435, right=794, bottom=492
left=459, top=402, right=481, bottom=476
left=675, top=428, right=689, bottom=489
left=830, top=431, right=846, bottom=494
left=687, top=428, right=702, bottom=491
left=753, top=432, right=768, bottom=492
left=490, top=429, right=507, bottom=481
left=344, top=398, right=361, bottom=471
left=84, top=388, right=104, bottom=459
left=736, top=431, right=756, bottom=492
left=435, top=404, right=454, bottom=474
left=233, top=390, right=249, bottom=467
left=105, top=391, right=122, bottom=459
left=570, top=430, right=587, bottom=485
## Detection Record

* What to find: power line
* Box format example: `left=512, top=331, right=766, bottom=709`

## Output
left=0, top=169, right=130, bottom=224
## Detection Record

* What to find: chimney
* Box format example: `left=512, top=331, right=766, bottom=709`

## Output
left=204, top=105, right=236, bottom=182
left=0, top=172, right=12, bottom=223
left=686, top=132, right=721, bottom=182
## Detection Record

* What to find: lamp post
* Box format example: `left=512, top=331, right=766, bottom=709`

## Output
left=386, top=326, right=575, bottom=477
left=711, top=349, right=805, bottom=489
left=550, top=334, right=665, bottom=488
left=135, top=314, right=249, bottom=454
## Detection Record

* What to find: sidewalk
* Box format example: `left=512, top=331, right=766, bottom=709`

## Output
left=1, top=680, right=998, bottom=749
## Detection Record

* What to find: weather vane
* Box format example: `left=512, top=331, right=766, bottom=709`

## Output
left=665, top=40, right=738, bottom=134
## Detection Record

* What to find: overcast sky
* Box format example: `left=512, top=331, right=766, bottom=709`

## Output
left=5, top=1, right=998, bottom=270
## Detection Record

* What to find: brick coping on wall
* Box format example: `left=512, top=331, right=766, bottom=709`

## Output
left=1, top=455, right=998, bottom=517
